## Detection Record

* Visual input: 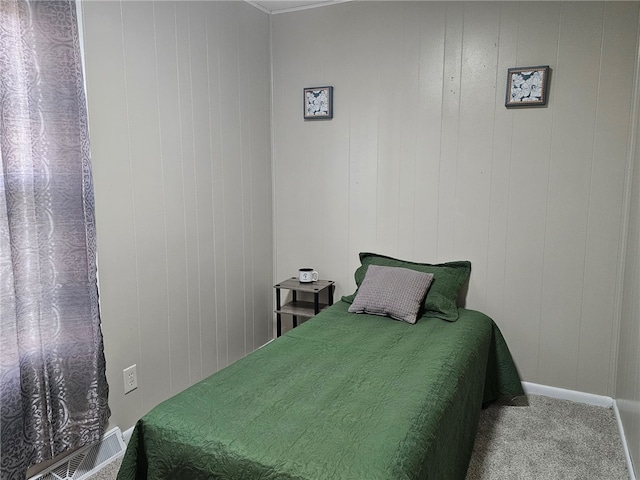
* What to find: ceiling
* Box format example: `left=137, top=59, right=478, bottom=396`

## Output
left=249, top=0, right=351, bottom=14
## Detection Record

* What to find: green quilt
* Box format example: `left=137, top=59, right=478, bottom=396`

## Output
left=117, top=302, right=522, bottom=480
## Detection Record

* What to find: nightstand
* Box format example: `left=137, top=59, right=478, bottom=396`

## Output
left=274, top=278, right=334, bottom=337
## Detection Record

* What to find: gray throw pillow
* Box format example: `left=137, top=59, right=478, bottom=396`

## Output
left=348, top=265, right=434, bottom=324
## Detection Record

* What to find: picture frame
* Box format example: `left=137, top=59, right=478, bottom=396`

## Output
left=505, top=66, right=550, bottom=108
left=304, top=86, right=333, bottom=120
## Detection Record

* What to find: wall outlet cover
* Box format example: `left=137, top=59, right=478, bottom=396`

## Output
left=123, top=364, right=138, bottom=394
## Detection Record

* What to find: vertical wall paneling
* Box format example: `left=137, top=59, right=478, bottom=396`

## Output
left=173, top=2, right=202, bottom=383
left=396, top=3, right=420, bottom=260
left=581, top=2, right=638, bottom=396
left=412, top=2, right=446, bottom=261
left=618, top=124, right=640, bottom=479
left=82, top=0, right=272, bottom=432
left=120, top=1, right=172, bottom=414
left=484, top=1, right=518, bottom=341
left=437, top=2, right=463, bottom=262
left=272, top=1, right=640, bottom=397
left=315, top=5, right=351, bottom=291
left=271, top=11, right=313, bottom=284
left=454, top=2, right=500, bottom=312
left=501, top=2, right=560, bottom=384
left=238, top=4, right=254, bottom=354
left=217, top=2, right=245, bottom=365
left=538, top=2, right=604, bottom=390
left=205, top=4, right=229, bottom=370
left=81, top=0, right=640, bottom=442
left=245, top=7, right=272, bottom=351
left=345, top=4, right=382, bottom=276
left=302, top=9, right=328, bottom=277
left=617, top=2, right=640, bottom=470
left=189, top=2, right=217, bottom=377
left=153, top=1, right=191, bottom=398
left=618, top=85, right=640, bottom=478
left=375, top=3, right=405, bottom=256
left=81, top=1, right=143, bottom=432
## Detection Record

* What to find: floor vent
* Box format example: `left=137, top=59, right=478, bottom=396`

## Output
left=32, top=428, right=126, bottom=480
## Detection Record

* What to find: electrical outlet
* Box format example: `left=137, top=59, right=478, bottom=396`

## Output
left=123, top=364, right=138, bottom=394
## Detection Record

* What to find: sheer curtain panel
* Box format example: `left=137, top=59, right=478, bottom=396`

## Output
left=0, top=1, right=110, bottom=479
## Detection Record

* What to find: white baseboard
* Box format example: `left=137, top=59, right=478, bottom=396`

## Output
left=523, top=382, right=635, bottom=480
left=522, top=381, right=614, bottom=407
left=614, top=401, right=637, bottom=480
left=259, top=338, right=275, bottom=349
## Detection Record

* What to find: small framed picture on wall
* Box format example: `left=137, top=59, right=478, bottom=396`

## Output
left=304, top=86, right=333, bottom=120
left=505, top=66, right=550, bottom=108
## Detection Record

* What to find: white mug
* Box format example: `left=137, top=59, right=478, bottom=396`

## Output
left=299, top=268, right=319, bottom=283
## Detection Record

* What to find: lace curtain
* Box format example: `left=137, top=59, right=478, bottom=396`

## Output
left=0, top=1, right=110, bottom=479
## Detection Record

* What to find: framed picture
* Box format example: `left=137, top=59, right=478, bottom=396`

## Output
left=304, top=86, right=333, bottom=120
left=505, top=66, right=550, bottom=108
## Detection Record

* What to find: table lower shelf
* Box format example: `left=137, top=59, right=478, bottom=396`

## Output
left=275, top=301, right=330, bottom=319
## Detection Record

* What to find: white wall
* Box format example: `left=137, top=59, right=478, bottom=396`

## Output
left=272, top=1, right=639, bottom=397
left=618, top=42, right=640, bottom=474
left=79, top=0, right=640, bottom=454
left=81, top=0, right=272, bottom=431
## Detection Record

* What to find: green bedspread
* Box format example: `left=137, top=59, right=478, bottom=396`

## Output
left=117, top=302, right=522, bottom=480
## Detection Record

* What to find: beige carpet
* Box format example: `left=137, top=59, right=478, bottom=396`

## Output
left=467, top=394, right=629, bottom=479
left=88, top=394, right=630, bottom=480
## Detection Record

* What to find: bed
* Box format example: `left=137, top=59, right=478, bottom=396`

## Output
left=117, top=254, right=523, bottom=480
